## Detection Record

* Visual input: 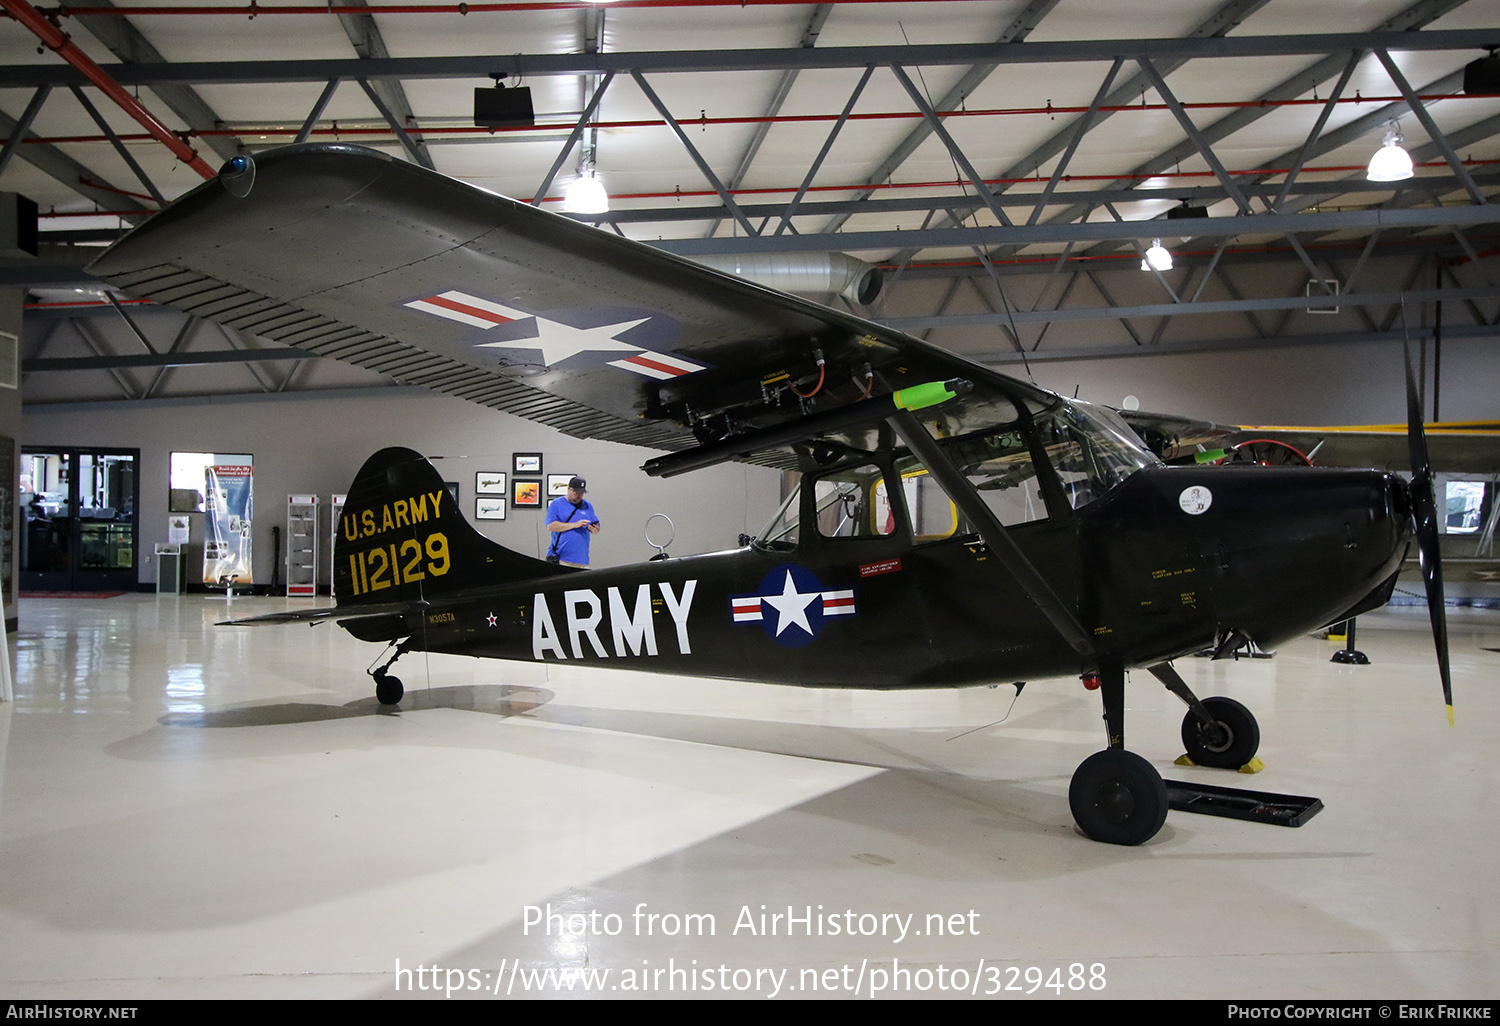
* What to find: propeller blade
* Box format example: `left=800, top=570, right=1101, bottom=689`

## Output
left=1403, top=337, right=1454, bottom=724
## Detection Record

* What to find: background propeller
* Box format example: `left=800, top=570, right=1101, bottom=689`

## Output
left=1404, top=337, right=1455, bottom=725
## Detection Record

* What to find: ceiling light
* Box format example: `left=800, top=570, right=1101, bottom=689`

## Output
left=1366, top=123, right=1414, bottom=182
left=1142, top=238, right=1173, bottom=271
left=564, top=171, right=609, bottom=214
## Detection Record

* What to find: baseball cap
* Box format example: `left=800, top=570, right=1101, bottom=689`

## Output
left=568, top=476, right=587, bottom=493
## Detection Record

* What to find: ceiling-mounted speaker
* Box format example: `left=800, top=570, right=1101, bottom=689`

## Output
left=1462, top=56, right=1500, bottom=95
left=0, top=192, right=38, bottom=258
left=474, top=86, right=535, bottom=128
left=1166, top=203, right=1208, bottom=220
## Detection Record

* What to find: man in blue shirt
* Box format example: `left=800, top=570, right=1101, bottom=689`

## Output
left=545, top=476, right=600, bottom=568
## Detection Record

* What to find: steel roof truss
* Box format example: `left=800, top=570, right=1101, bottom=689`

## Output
left=774, top=63, right=874, bottom=237
left=1027, top=59, right=1122, bottom=228
left=0, top=85, right=50, bottom=179
left=630, top=70, right=757, bottom=237
left=296, top=80, right=342, bottom=146
left=1375, top=48, right=1485, bottom=206
left=70, top=85, right=166, bottom=208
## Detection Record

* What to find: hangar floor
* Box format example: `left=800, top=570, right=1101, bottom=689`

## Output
left=0, top=594, right=1496, bottom=1000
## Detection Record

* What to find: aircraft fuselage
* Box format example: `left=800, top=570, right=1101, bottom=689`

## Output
left=348, top=463, right=1409, bottom=689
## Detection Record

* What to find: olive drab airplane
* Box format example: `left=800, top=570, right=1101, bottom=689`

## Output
left=87, top=144, right=1453, bottom=847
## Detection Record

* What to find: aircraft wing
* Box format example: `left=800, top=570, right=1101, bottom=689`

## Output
left=87, top=143, right=1056, bottom=462
left=1229, top=421, right=1500, bottom=475
left=1122, top=410, right=1500, bottom=475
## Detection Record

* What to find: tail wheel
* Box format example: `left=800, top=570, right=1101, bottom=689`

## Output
left=374, top=672, right=404, bottom=706
left=1181, top=696, right=1259, bottom=769
left=1069, top=749, right=1169, bottom=846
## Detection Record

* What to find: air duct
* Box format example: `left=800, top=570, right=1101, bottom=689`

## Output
left=692, top=253, right=882, bottom=305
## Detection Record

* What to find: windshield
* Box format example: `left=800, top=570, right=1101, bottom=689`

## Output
left=1043, top=399, right=1162, bottom=508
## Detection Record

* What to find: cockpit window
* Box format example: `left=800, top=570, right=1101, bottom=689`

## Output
left=814, top=464, right=897, bottom=538
left=937, top=429, right=1050, bottom=526
left=755, top=397, right=1160, bottom=549
left=758, top=462, right=896, bottom=549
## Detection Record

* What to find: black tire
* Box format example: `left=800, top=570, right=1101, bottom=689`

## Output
left=1180, top=696, right=1259, bottom=769
left=1068, top=749, right=1169, bottom=846
left=375, top=673, right=404, bottom=706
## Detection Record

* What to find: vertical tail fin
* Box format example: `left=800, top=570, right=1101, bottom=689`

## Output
left=333, top=447, right=564, bottom=605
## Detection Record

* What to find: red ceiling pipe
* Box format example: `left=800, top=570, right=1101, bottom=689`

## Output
left=53, top=0, right=985, bottom=14
left=1, top=0, right=216, bottom=179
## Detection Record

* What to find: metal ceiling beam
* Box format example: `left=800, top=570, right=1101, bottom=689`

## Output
left=816, top=0, right=1062, bottom=235
left=972, top=321, right=1499, bottom=364
left=0, top=85, right=51, bottom=177
left=880, top=284, right=1500, bottom=330
left=705, top=2, right=833, bottom=238
left=773, top=63, right=873, bottom=235
left=355, top=77, right=431, bottom=169
left=69, top=0, right=245, bottom=163
left=631, top=71, right=759, bottom=236
left=336, top=0, right=435, bottom=170
left=12, top=185, right=1499, bottom=290
left=0, top=104, right=154, bottom=217
left=531, top=71, right=615, bottom=205
left=0, top=0, right=214, bottom=177
left=69, top=85, right=166, bottom=207
left=889, top=64, right=1013, bottom=229
left=566, top=172, right=1500, bottom=227
left=991, top=0, right=1476, bottom=263
left=826, top=0, right=1268, bottom=237
left=1375, top=47, right=1486, bottom=205
left=28, top=169, right=1500, bottom=251
left=649, top=203, right=1500, bottom=256
left=2, top=28, right=1496, bottom=88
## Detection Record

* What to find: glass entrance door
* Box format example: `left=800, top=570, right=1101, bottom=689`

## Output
left=21, top=448, right=139, bottom=592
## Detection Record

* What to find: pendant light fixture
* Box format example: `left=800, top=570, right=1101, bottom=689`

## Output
left=1366, top=122, right=1415, bottom=182
left=1142, top=238, right=1173, bottom=271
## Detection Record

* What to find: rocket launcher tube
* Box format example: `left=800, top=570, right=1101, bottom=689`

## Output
left=642, top=378, right=972, bottom=479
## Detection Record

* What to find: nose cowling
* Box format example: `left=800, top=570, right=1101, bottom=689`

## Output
left=1206, top=467, right=1411, bottom=648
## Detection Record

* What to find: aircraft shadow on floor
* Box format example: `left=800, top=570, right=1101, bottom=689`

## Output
left=157, top=684, right=555, bottom=728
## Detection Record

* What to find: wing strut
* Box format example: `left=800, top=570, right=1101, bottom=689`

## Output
left=886, top=409, right=1096, bottom=663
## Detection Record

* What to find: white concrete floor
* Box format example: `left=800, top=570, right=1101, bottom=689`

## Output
left=0, top=594, right=1496, bottom=1000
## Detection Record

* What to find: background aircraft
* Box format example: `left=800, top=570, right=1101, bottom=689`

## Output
left=84, top=143, right=1453, bottom=846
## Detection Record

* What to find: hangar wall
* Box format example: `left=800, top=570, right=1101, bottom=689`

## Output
left=1, top=289, right=20, bottom=626
left=21, top=390, right=783, bottom=589
left=1021, top=335, right=1500, bottom=427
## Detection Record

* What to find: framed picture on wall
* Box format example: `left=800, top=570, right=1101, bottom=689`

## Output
left=475, top=496, right=507, bottom=521
left=546, top=474, right=572, bottom=498
left=512, top=479, right=542, bottom=508
left=513, top=452, right=542, bottom=475
left=476, top=471, right=506, bottom=495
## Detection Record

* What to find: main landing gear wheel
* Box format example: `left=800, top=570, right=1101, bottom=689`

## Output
left=374, top=672, right=404, bottom=706
left=1180, top=696, right=1259, bottom=769
left=1069, top=749, right=1169, bottom=846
